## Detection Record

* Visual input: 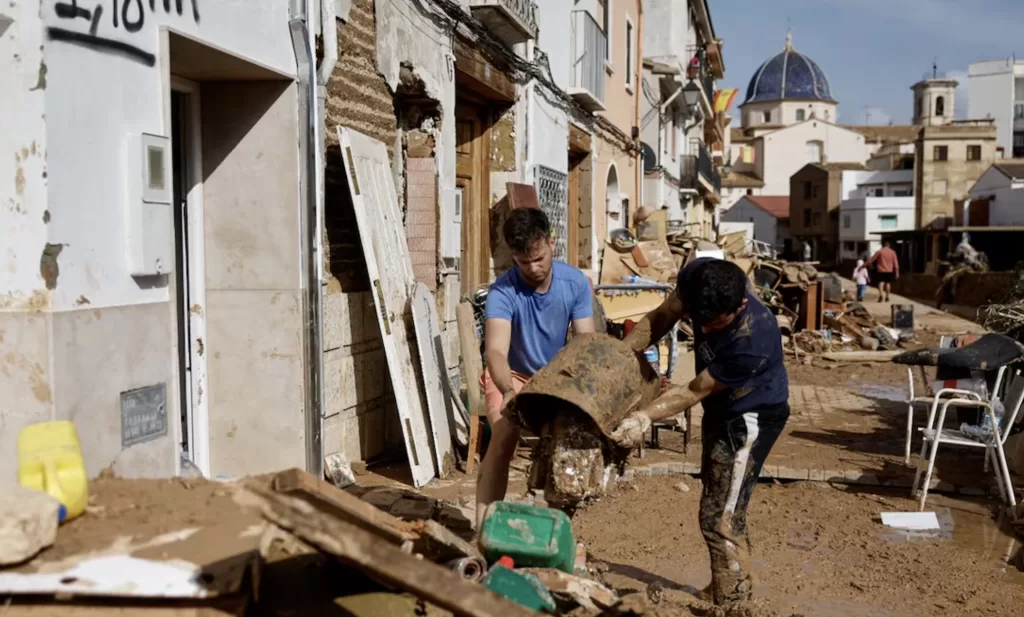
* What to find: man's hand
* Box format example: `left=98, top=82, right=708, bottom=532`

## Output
left=501, top=389, right=516, bottom=411
left=609, top=412, right=652, bottom=449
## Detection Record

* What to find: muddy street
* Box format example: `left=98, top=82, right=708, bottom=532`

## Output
left=574, top=476, right=1023, bottom=617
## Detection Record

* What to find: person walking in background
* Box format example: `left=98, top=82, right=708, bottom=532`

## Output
left=867, top=241, right=899, bottom=302
left=853, top=259, right=870, bottom=302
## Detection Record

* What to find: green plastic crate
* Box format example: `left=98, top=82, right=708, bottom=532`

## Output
left=481, top=565, right=557, bottom=612
left=478, top=502, right=576, bottom=573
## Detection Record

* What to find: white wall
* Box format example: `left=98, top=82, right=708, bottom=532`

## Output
left=641, top=0, right=689, bottom=62
left=1, top=0, right=49, bottom=306
left=839, top=197, right=914, bottom=242
left=968, top=59, right=1015, bottom=153
left=720, top=196, right=779, bottom=249
left=537, top=0, right=571, bottom=90
left=970, top=169, right=1024, bottom=226
left=759, top=120, right=868, bottom=195
left=529, top=89, right=570, bottom=176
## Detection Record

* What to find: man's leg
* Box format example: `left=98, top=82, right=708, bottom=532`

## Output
left=698, top=405, right=789, bottom=605
left=475, top=370, right=525, bottom=527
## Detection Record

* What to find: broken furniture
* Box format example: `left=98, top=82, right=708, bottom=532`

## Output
left=900, top=336, right=956, bottom=464
left=912, top=370, right=1024, bottom=511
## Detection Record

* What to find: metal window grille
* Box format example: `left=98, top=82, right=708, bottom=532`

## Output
left=534, top=165, right=569, bottom=262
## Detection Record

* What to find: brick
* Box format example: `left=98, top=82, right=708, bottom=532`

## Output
left=666, top=461, right=687, bottom=475
left=406, top=211, right=435, bottom=227
left=650, top=462, right=670, bottom=476
left=633, top=466, right=652, bottom=479
left=406, top=196, right=435, bottom=212
left=407, top=172, right=436, bottom=187
left=406, top=224, right=435, bottom=240
left=410, top=251, right=435, bottom=266
left=776, top=466, right=810, bottom=481
left=407, top=157, right=436, bottom=171
left=407, top=237, right=435, bottom=253
left=407, top=182, right=436, bottom=199
left=618, top=469, right=635, bottom=483
left=322, top=290, right=352, bottom=351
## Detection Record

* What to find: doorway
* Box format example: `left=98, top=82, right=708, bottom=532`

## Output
left=170, top=76, right=210, bottom=476
left=605, top=164, right=623, bottom=239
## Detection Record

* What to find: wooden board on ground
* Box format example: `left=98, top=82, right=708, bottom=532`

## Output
left=411, top=282, right=458, bottom=467
left=272, top=468, right=414, bottom=545
left=599, top=242, right=636, bottom=284
left=637, top=240, right=677, bottom=273
left=456, top=302, right=485, bottom=474
left=821, top=350, right=901, bottom=362
left=505, top=182, right=539, bottom=210
left=235, top=485, right=536, bottom=617
left=338, top=126, right=435, bottom=487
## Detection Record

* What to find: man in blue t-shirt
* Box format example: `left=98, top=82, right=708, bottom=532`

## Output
left=614, top=257, right=789, bottom=606
left=477, top=207, right=595, bottom=526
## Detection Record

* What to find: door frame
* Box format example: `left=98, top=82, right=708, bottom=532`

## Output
left=455, top=99, right=492, bottom=294
left=170, top=75, right=210, bottom=477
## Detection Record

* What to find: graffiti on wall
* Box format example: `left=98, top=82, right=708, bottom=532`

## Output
left=46, top=0, right=200, bottom=67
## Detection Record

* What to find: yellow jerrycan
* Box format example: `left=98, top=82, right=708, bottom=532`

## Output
left=17, top=421, right=88, bottom=523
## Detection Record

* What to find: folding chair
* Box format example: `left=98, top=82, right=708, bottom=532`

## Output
left=902, top=335, right=1009, bottom=464
left=912, top=369, right=1024, bottom=511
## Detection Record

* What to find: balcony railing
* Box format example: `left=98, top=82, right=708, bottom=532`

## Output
left=568, top=10, right=607, bottom=112
left=680, top=155, right=698, bottom=190
left=468, top=0, right=538, bottom=46
left=1016, top=102, right=1024, bottom=120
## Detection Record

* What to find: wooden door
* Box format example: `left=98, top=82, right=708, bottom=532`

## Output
left=567, top=155, right=583, bottom=268
left=455, top=101, right=491, bottom=294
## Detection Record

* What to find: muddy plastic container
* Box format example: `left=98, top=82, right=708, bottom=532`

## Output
left=505, top=333, right=662, bottom=438
left=478, top=501, right=576, bottom=573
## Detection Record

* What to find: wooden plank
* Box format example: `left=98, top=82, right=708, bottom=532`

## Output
left=453, top=39, right=516, bottom=102
left=598, top=291, right=666, bottom=322
left=568, top=123, right=592, bottom=154
left=411, top=283, right=455, bottom=474
left=235, top=486, right=536, bottom=617
left=406, top=519, right=483, bottom=562
left=456, top=302, right=485, bottom=474
left=821, top=350, right=901, bottom=362
left=272, top=468, right=415, bottom=545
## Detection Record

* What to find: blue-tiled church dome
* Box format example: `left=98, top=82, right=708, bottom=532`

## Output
left=744, top=33, right=835, bottom=104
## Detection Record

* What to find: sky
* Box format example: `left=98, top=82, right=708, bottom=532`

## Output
left=712, top=0, right=1024, bottom=125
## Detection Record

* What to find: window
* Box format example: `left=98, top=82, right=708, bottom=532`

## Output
left=935, top=96, right=946, bottom=117
left=670, top=118, right=677, bottom=161
left=796, top=109, right=806, bottom=122
left=843, top=214, right=851, bottom=229
left=933, top=145, right=948, bottom=161
left=745, top=188, right=753, bottom=196
left=812, top=184, right=820, bottom=199
left=1015, top=132, right=1024, bottom=158
left=812, top=212, right=821, bottom=226
left=931, top=179, right=948, bottom=195
left=967, top=145, right=982, bottom=161
left=893, top=188, right=912, bottom=197
left=844, top=242, right=856, bottom=252
left=878, top=215, right=898, bottom=230
left=874, top=187, right=884, bottom=197
left=625, top=18, right=634, bottom=90
left=805, top=140, right=822, bottom=164
left=915, top=96, right=923, bottom=120
left=762, top=111, right=772, bottom=124
left=803, top=181, right=812, bottom=199
left=803, top=209, right=811, bottom=226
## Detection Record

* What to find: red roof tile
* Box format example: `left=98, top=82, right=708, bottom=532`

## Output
left=744, top=195, right=790, bottom=219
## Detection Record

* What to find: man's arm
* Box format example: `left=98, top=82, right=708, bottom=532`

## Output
left=572, top=317, right=596, bottom=334
left=484, top=318, right=516, bottom=401
left=608, top=369, right=721, bottom=447
left=639, top=369, right=722, bottom=423
left=622, top=293, right=685, bottom=352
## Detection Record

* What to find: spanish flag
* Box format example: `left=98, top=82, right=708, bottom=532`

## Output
left=714, top=89, right=738, bottom=113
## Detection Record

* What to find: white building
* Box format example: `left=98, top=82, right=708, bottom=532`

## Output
left=639, top=0, right=726, bottom=240
left=967, top=58, right=1024, bottom=157
left=838, top=169, right=915, bottom=262
left=722, top=32, right=875, bottom=212
left=967, top=161, right=1024, bottom=226
left=719, top=195, right=790, bottom=252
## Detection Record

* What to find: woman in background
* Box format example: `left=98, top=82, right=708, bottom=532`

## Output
left=853, top=259, right=870, bottom=302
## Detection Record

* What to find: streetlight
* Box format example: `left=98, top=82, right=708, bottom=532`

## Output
left=682, top=80, right=702, bottom=113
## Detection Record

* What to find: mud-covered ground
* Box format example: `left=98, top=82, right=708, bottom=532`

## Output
left=574, top=476, right=1024, bottom=617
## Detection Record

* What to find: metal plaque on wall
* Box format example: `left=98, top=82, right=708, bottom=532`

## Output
left=121, top=383, right=167, bottom=447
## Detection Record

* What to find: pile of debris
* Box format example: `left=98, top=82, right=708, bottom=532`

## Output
left=983, top=262, right=1024, bottom=340
left=0, top=468, right=673, bottom=617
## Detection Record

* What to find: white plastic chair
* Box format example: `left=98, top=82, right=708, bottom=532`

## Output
left=902, top=336, right=1009, bottom=464
left=912, top=369, right=1024, bottom=511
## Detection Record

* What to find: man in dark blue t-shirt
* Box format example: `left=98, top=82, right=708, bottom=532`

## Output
left=613, top=257, right=790, bottom=606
